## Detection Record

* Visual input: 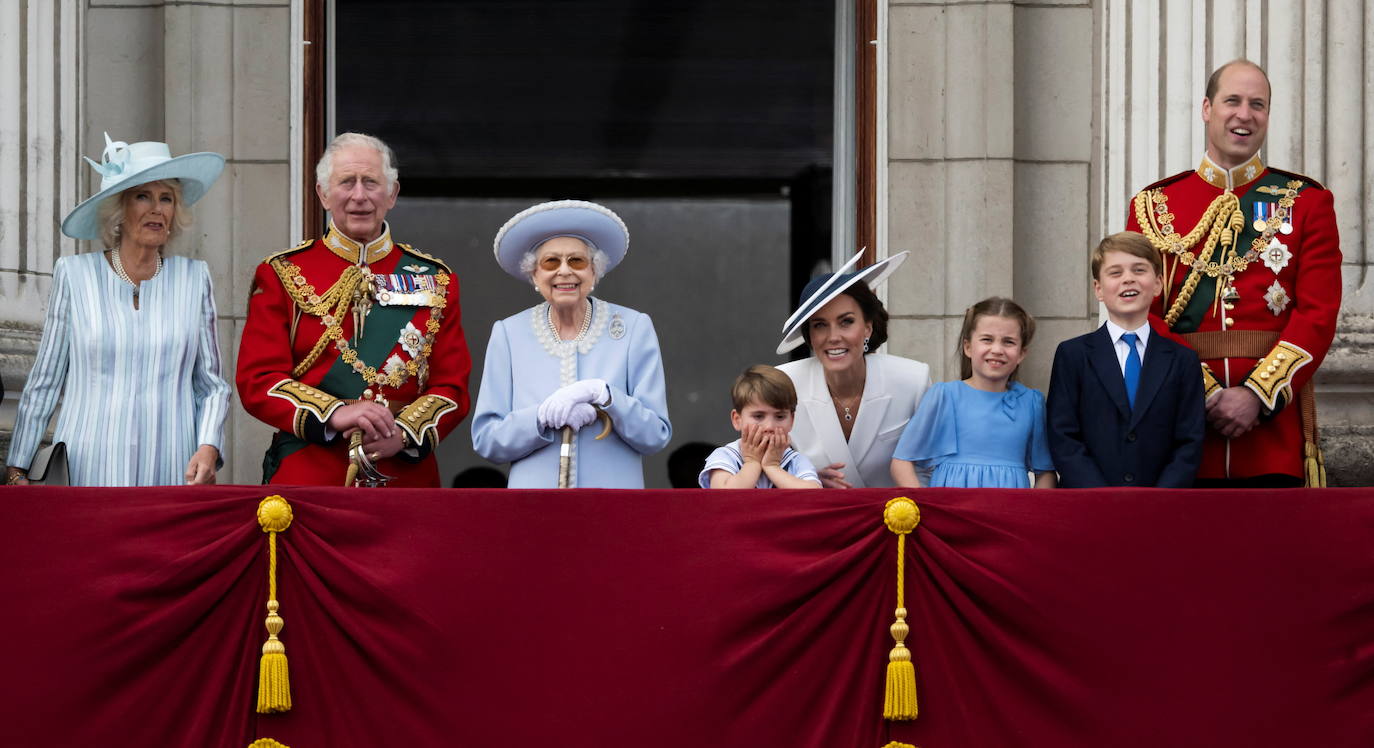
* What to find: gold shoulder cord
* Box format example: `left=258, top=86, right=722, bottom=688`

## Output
left=1134, top=190, right=1242, bottom=327
left=271, top=261, right=368, bottom=377
left=1134, top=180, right=1302, bottom=328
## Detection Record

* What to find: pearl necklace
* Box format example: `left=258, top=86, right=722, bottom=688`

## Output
left=547, top=299, right=592, bottom=342
left=110, top=248, right=162, bottom=297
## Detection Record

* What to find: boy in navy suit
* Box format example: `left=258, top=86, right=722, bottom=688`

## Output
left=1047, top=232, right=1205, bottom=487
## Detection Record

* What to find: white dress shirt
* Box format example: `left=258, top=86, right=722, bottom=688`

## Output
left=1104, top=319, right=1150, bottom=375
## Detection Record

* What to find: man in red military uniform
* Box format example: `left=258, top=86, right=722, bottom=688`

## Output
left=1127, top=60, right=1341, bottom=487
left=237, top=132, right=470, bottom=486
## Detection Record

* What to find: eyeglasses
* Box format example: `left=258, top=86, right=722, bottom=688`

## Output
left=538, top=254, right=590, bottom=271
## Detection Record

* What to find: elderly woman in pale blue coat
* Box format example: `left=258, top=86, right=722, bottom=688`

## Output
left=472, top=200, right=671, bottom=487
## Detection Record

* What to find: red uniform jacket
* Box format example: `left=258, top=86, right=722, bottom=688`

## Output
left=1127, top=154, right=1341, bottom=481
left=237, top=224, right=471, bottom=486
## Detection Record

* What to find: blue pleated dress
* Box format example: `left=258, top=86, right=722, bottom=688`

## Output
left=891, top=380, right=1054, bottom=488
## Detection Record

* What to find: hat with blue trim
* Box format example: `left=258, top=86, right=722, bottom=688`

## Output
left=492, top=200, right=629, bottom=280
left=776, top=248, right=909, bottom=354
left=61, top=133, right=225, bottom=241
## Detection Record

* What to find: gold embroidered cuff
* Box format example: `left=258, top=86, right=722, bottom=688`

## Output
left=267, top=379, right=345, bottom=438
left=1201, top=364, right=1222, bottom=401
left=1243, top=341, right=1313, bottom=412
left=396, top=394, right=459, bottom=448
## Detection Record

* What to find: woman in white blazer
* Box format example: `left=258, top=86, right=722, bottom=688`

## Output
left=776, top=250, right=930, bottom=488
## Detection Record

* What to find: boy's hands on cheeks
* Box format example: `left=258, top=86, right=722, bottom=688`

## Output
left=761, top=428, right=786, bottom=467
left=739, top=422, right=767, bottom=465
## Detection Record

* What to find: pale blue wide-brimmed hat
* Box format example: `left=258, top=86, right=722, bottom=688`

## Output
left=776, top=248, right=909, bottom=354
left=492, top=200, right=629, bottom=280
left=61, top=133, right=225, bottom=241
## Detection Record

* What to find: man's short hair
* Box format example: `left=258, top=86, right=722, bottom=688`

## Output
left=1092, top=231, right=1162, bottom=279
left=315, top=132, right=399, bottom=196
left=1205, top=58, right=1272, bottom=101
left=731, top=365, right=798, bottom=413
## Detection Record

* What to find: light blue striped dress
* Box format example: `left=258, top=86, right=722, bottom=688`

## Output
left=7, top=252, right=230, bottom=486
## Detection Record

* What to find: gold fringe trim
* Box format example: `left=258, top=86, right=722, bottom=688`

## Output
left=1305, top=440, right=1327, bottom=488
left=256, top=495, right=294, bottom=713
left=882, top=497, right=921, bottom=721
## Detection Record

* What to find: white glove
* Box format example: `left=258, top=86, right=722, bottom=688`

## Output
left=537, top=379, right=609, bottom=430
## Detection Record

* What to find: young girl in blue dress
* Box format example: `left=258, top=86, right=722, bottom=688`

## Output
left=890, top=297, right=1056, bottom=488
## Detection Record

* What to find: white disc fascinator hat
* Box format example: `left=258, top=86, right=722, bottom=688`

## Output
left=776, top=248, right=910, bottom=355
left=61, top=133, right=225, bottom=241
left=492, top=200, right=629, bottom=280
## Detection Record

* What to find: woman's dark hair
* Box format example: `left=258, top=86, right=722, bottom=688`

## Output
left=840, top=282, right=889, bottom=351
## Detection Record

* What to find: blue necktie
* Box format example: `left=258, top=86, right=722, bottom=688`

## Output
left=1121, top=332, right=1141, bottom=408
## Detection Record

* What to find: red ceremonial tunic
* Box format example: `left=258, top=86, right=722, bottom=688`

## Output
left=237, top=223, right=471, bottom=486
left=1127, top=154, right=1341, bottom=482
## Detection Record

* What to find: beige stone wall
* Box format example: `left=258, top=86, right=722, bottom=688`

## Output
left=884, top=0, right=1097, bottom=390
left=883, top=0, right=1374, bottom=484
left=0, top=0, right=293, bottom=483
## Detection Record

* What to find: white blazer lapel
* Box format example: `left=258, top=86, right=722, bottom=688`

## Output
left=844, top=357, right=891, bottom=487
left=797, top=360, right=856, bottom=475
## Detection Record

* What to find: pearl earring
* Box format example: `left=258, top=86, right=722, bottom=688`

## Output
left=863, top=337, right=870, bottom=353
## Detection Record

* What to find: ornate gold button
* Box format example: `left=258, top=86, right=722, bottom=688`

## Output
left=1224, top=317, right=1235, bottom=327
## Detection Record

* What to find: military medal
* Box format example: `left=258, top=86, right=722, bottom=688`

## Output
left=1280, top=202, right=1295, bottom=234
left=1264, top=280, right=1290, bottom=315
left=371, top=273, right=441, bottom=306
left=1262, top=238, right=1292, bottom=274
left=1252, top=202, right=1275, bottom=233
left=398, top=321, right=424, bottom=357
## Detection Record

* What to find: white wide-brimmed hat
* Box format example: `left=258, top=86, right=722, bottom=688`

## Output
left=492, top=200, right=629, bottom=280
left=776, top=248, right=909, bottom=354
left=61, top=133, right=225, bottom=241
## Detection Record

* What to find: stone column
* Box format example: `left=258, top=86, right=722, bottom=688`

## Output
left=2, top=0, right=296, bottom=484
left=883, top=0, right=1097, bottom=388
left=1098, top=0, right=1374, bottom=484
left=0, top=0, right=84, bottom=459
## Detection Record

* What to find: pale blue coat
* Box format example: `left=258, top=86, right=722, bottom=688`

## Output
left=471, top=298, right=672, bottom=488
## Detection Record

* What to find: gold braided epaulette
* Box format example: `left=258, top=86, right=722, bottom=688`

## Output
left=1244, top=341, right=1312, bottom=412
left=259, top=239, right=315, bottom=266
left=397, top=243, right=453, bottom=275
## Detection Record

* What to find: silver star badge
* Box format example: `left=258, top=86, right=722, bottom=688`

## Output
left=1262, top=238, right=1292, bottom=274
left=398, top=322, right=424, bottom=357
left=1264, top=280, right=1290, bottom=315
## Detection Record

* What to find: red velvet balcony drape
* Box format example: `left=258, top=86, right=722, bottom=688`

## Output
left=1, top=486, right=1371, bottom=747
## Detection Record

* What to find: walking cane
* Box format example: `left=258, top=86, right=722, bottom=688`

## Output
left=557, top=408, right=613, bottom=488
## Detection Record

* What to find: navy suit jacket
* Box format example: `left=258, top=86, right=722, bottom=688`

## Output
left=1047, top=324, right=1205, bottom=488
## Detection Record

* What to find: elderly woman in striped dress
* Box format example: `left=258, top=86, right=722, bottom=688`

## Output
left=4, top=135, right=230, bottom=486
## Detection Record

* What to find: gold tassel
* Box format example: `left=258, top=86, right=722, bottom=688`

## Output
left=1304, top=441, right=1327, bottom=488
left=882, top=497, right=921, bottom=721
left=256, top=495, right=295, bottom=713
left=880, top=743, right=917, bottom=748
left=248, top=740, right=291, bottom=748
